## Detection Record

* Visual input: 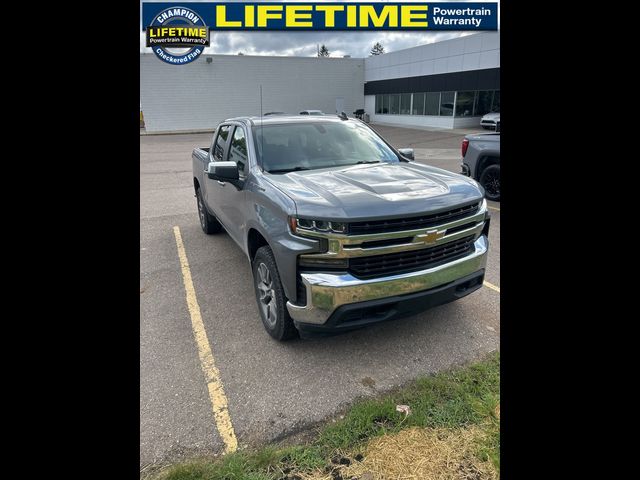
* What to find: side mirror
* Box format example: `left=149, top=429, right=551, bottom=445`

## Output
left=398, top=148, right=414, bottom=160
left=207, top=161, right=239, bottom=181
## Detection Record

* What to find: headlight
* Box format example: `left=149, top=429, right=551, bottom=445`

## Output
left=480, top=198, right=487, bottom=211
left=289, top=217, right=347, bottom=235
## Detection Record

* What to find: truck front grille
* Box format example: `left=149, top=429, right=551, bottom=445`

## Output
left=348, top=235, right=475, bottom=279
left=348, top=203, right=480, bottom=235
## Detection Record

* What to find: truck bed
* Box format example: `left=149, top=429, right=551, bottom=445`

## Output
left=193, top=147, right=210, bottom=162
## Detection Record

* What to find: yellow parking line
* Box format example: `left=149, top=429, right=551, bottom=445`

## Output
left=488, top=206, right=500, bottom=212
left=483, top=281, right=500, bottom=293
left=173, top=226, right=238, bottom=454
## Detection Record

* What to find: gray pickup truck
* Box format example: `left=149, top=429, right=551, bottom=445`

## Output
left=192, top=115, right=490, bottom=340
left=461, top=133, right=500, bottom=201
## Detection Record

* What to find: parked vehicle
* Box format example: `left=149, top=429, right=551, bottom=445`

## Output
left=192, top=115, right=490, bottom=340
left=299, top=110, right=324, bottom=115
left=480, top=112, right=500, bottom=130
left=461, top=133, right=500, bottom=201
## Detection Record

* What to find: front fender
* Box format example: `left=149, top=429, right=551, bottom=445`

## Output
left=245, top=176, right=321, bottom=302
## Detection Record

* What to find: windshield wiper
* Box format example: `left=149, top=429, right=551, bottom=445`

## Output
left=267, top=166, right=311, bottom=174
left=355, top=160, right=381, bottom=164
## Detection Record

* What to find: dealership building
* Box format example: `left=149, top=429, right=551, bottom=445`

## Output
left=140, top=32, right=499, bottom=133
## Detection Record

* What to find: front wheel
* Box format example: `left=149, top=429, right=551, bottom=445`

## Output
left=252, top=246, right=298, bottom=341
left=479, top=164, right=500, bottom=201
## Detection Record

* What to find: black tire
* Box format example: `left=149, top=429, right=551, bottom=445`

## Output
left=479, top=164, right=500, bottom=201
left=252, top=246, right=298, bottom=341
left=196, top=188, right=223, bottom=234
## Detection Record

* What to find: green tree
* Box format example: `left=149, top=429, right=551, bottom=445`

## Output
left=370, top=42, right=385, bottom=56
left=318, top=44, right=330, bottom=57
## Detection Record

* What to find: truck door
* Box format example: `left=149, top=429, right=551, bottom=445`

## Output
left=205, top=124, right=231, bottom=224
left=217, top=125, right=249, bottom=245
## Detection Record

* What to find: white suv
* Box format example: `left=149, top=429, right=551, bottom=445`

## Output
left=480, top=112, right=500, bottom=130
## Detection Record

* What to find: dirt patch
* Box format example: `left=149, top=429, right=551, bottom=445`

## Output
left=361, top=377, right=376, bottom=389
left=302, top=426, right=497, bottom=480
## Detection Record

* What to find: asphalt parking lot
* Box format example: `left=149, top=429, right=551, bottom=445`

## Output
left=140, top=123, right=500, bottom=471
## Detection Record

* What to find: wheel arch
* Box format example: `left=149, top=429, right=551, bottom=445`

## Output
left=247, top=227, right=269, bottom=262
left=477, top=155, right=500, bottom=180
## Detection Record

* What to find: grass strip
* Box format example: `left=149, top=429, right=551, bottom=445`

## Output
left=149, top=351, right=500, bottom=480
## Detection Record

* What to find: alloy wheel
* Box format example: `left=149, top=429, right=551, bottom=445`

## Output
left=256, top=262, right=278, bottom=327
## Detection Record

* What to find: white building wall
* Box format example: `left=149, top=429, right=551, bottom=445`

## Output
left=453, top=117, right=486, bottom=128
left=364, top=32, right=499, bottom=82
left=141, top=54, right=365, bottom=133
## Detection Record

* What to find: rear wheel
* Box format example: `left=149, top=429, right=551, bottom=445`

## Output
left=479, top=164, right=500, bottom=201
left=252, top=246, right=298, bottom=341
left=196, top=188, right=222, bottom=234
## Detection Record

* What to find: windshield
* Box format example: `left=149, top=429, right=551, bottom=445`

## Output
left=254, top=121, right=399, bottom=173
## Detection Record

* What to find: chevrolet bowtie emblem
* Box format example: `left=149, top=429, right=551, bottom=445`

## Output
left=416, top=229, right=446, bottom=244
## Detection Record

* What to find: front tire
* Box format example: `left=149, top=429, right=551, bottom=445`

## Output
left=252, top=246, right=298, bottom=341
left=479, top=164, right=500, bottom=201
left=196, top=188, right=222, bottom=234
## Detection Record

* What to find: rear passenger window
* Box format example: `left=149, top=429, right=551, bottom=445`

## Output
left=213, top=125, right=230, bottom=161
left=228, top=127, right=248, bottom=179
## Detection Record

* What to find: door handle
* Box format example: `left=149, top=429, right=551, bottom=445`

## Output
left=217, top=181, right=226, bottom=186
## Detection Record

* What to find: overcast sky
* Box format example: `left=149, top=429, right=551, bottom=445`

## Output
left=140, top=1, right=494, bottom=57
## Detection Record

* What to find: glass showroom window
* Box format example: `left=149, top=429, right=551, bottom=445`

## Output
left=475, top=91, right=494, bottom=116
left=412, top=93, right=425, bottom=115
left=425, top=92, right=440, bottom=115
left=375, top=95, right=383, bottom=114
left=492, top=91, right=500, bottom=112
left=382, top=95, right=390, bottom=114
left=400, top=93, right=412, bottom=115
left=440, top=92, right=455, bottom=116
left=389, top=94, right=400, bottom=114
left=455, top=91, right=476, bottom=116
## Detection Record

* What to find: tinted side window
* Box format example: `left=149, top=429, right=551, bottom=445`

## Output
left=213, top=125, right=230, bottom=161
left=228, top=127, right=248, bottom=178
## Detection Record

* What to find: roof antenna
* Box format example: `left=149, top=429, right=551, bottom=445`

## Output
left=260, top=85, right=264, bottom=172
left=338, top=111, right=348, bottom=120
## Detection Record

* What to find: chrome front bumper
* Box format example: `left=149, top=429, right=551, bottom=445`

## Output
left=286, top=235, right=488, bottom=325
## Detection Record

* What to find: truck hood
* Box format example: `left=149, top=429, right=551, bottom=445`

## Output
left=264, top=162, right=484, bottom=221
left=482, top=112, right=500, bottom=121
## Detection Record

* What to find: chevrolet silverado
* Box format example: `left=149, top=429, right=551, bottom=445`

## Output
left=192, top=115, right=490, bottom=340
